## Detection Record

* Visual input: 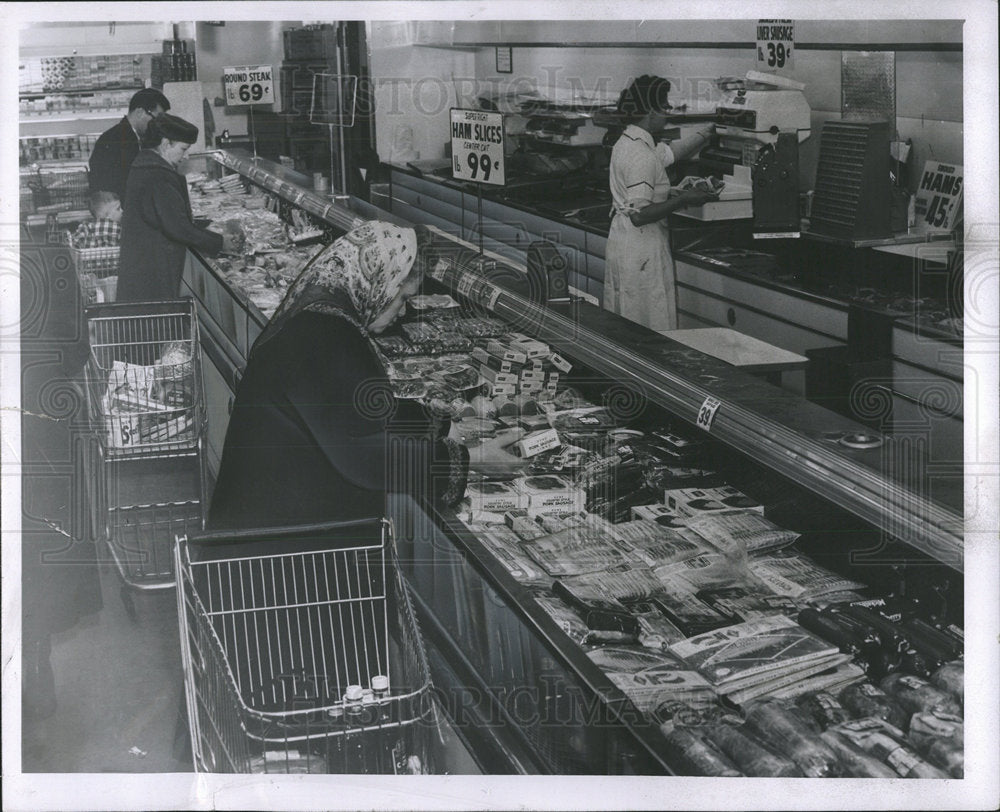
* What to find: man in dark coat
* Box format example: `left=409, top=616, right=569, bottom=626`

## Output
left=88, top=88, right=171, bottom=199
left=118, top=114, right=242, bottom=302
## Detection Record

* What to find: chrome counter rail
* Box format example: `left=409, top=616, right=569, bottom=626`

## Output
left=208, top=150, right=364, bottom=233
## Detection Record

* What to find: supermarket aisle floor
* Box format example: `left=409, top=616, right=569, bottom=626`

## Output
left=22, top=563, right=190, bottom=773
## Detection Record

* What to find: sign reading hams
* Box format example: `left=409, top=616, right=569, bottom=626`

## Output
left=450, top=108, right=506, bottom=186
left=913, top=161, right=964, bottom=232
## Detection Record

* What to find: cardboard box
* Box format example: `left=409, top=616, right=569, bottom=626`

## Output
left=515, top=428, right=561, bottom=457
left=479, top=366, right=518, bottom=386
left=518, top=474, right=586, bottom=512
left=472, top=346, right=517, bottom=374
left=485, top=382, right=517, bottom=398
left=664, top=486, right=764, bottom=517
left=466, top=480, right=528, bottom=512
left=548, top=352, right=573, bottom=373
left=486, top=340, right=527, bottom=364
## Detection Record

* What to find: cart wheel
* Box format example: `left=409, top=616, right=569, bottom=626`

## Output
left=120, top=585, right=138, bottom=622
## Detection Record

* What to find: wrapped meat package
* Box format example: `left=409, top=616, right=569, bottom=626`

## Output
left=744, top=698, right=842, bottom=777
left=704, top=722, right=802, bottom=777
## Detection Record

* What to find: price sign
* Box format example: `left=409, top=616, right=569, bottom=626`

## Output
left=450, top=108, right=506, bottom=186
left=756, top=20, right=795, bottom=70
left=913, top=161, right=964, bottom=232
left=695, top=396, right=722, bottom=432
left=223, top=64, right=274, bottom=106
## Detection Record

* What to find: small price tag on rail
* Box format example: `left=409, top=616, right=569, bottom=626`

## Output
left=450, top=108, right=506, bottom=186
left=223, top=64, right=274, bottom=106
left=696, top=396, right=722, bottom=432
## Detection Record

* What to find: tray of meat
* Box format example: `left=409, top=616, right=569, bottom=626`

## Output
left=401, top=322, right=441, bottom=343
left=374, top=335, right=415, bottom=359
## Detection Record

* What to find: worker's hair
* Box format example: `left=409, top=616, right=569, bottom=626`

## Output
left=128, top=88, right=171, bottom=114
left=617, top=75, right=672, bottom=120
left=89, top=190, right=120, bottom=217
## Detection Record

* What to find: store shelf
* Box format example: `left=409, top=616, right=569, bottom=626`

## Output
left=19, top=86, right=143, bottom=99
left=20, top=110, right=127, bottom=122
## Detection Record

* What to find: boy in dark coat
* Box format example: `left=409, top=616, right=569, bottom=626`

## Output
left=118, top=114, right=242, bottom=302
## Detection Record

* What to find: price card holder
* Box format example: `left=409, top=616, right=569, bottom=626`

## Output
left=484, top=284, right=502, bottom=310
left=450, top=108, right=506, bottom=187
left=696, top=396, right=722, bottom=432
left=457, top=273, right=476, bottom=300
left=223, top=65, right=275, bottom=106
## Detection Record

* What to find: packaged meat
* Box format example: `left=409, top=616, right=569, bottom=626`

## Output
left=880, top=673, right=962, bottom=721
left=661, top=728, right=743, bottom=776
left=922, top=736, right=964, bottom=778
left=818, top=729, right=898, bottom=778
left=929, top=661, right=963, bottom=708
left=704, top=723, right=802, bottom=776
left=839, top=681, right=909, bottom=730
left=744, top=698, right=842, bottom=777
left=907, top=710, right=963, bottom=752
left=796, top=691, right=852, bottom=730
left=831, top=717, right=949, bottom=778
left=684, top=511, right=799, bottom=556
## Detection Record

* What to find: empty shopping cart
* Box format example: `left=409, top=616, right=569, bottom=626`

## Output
left=175, top=518, right=440, bottom=774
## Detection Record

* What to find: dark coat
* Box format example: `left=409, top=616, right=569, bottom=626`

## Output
left=118, top=150, right=223, bottom=303
left=207, top=312, right=466, bottom=532
left=88, top=116, right=141, bottom=199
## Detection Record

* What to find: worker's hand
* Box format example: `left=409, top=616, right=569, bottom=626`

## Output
left=467, top=427, right=526, bottom=476
left=680, top=188, right=719, bottom=207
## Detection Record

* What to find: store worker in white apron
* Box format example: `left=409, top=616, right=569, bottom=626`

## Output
left=606, top=75, right=717, bottom=332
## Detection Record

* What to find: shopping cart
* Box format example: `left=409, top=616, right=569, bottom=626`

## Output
left=26, top=165, right=91, bottom=211
left=84, top=300, right=207, bottom=615
left=68, top=237, right=120, bottom=304
left=175, top=518, right=440, bottom=774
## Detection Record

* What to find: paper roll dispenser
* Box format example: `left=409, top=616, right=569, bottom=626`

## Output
left=526, top=241, right=571, bottom=304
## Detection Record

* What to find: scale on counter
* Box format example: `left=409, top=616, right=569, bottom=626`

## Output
left=677, top=71, right=810, bottom=238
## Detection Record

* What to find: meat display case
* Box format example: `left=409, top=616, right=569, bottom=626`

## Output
left=182, top=150, right=964, bottom=774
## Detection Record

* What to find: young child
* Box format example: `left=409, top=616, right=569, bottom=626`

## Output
left=71, top=190, right=122, bottom=248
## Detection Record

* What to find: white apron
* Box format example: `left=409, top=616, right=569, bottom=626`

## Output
left=605, top=125, right=677, bottom=333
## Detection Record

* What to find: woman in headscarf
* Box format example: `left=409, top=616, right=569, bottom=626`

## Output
left=206, top=221, right=471, bottom=531
left=605, top=75, right=717, bottom=333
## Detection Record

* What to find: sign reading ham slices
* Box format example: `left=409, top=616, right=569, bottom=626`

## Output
left=450, top=108, right=506, bottom=186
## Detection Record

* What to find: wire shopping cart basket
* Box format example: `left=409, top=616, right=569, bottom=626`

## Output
left=175, top=518, right=440, bottom=774
left=84, top=300, right=207, bottom=605
left=68, top=237, right=119, bottom=304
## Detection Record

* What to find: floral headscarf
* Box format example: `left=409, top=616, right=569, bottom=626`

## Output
left=253, top=221, right=418, bottom=356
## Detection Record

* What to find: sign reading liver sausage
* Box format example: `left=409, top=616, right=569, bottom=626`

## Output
left=756, top=20, right=795, bottom=70
left=450, top=108, right=506, bottom=186
left=223, top=65, right=274, bottom=106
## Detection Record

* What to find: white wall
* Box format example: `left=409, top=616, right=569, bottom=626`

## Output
left=368, top=23, right=478, bottom=162
left=196, top=21, right=299, bottom=137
